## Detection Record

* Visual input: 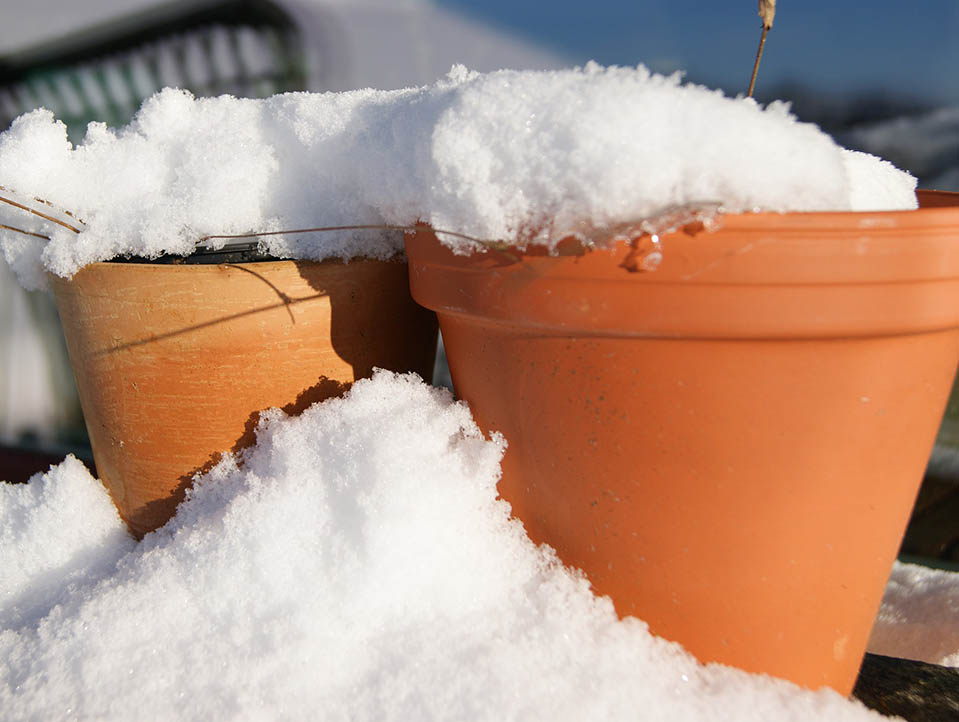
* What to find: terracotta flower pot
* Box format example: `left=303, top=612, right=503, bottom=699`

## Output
left=51, top=257, right=437, bottom=537
left=404, top=190, right=959, bottom=693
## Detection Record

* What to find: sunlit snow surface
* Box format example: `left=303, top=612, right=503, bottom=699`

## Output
left=0, top=64, right=917, bottom=289
left=867, top=562, right=959, bottom=668
left=0, top=371, right=910, bottom=721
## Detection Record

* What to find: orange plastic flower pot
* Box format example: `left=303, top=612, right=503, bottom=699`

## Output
left=51, top=257, right=437, bottom=537
left=404, top=191, right=959, bottom=693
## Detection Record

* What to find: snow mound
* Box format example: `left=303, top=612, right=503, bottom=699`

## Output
left=0, top=64, right=917, bottom=289
left=868, top=561, right=959, bottom=667
left=0, top=371, right=888, bottom=721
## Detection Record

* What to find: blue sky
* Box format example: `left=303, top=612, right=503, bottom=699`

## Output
left=438, top=0, right=959, bottom=104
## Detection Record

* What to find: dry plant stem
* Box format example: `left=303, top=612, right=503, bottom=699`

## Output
left=747, top=24, right=769, bottom=98
left=748, top=0, right=776, bottom=98
left=0, top=187, right=83, bottom=234
left=28, top=193, right=85, bottom=224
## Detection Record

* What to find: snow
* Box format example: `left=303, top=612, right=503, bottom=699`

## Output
left=0, top=262, right=78, bottom=442
left=867, top=561, right=959, bottom=667
left=0, top=64, right=917, bottom=290
left=843, top=106, right=959, bottom=192
left=841, top=150, right=923, bottom=212
left=0, top=456, right=135, bottom=631
left=0, top=370, right=902, bottom=722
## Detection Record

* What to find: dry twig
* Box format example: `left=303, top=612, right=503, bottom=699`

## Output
left=0, top=185, right=83, bottom=234
left=0, top=223, right=50, bottom=240
left=747, top=0, right=776, bottom=97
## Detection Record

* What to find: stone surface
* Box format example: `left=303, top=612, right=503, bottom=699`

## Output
left=854, top=653, right=959, bottom=722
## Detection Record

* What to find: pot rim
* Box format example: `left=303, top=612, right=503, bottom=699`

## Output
left=660, top=189, right=959, bottom=238
left=404, top=191, right=959, bottom=339
left=408, top=190, right=959, bottom=283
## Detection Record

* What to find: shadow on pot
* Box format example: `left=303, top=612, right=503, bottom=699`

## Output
left=52, top=256, right=437, bottom=538
left=136, top=374, right=355, bottom=530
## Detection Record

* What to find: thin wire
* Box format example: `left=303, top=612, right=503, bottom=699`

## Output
left=198, top=224, right=489, bottom=245
left=0, top=219, right=496, bottom=251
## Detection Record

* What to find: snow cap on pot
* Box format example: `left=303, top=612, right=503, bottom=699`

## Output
left=0, top=64, right=917, bottom=290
